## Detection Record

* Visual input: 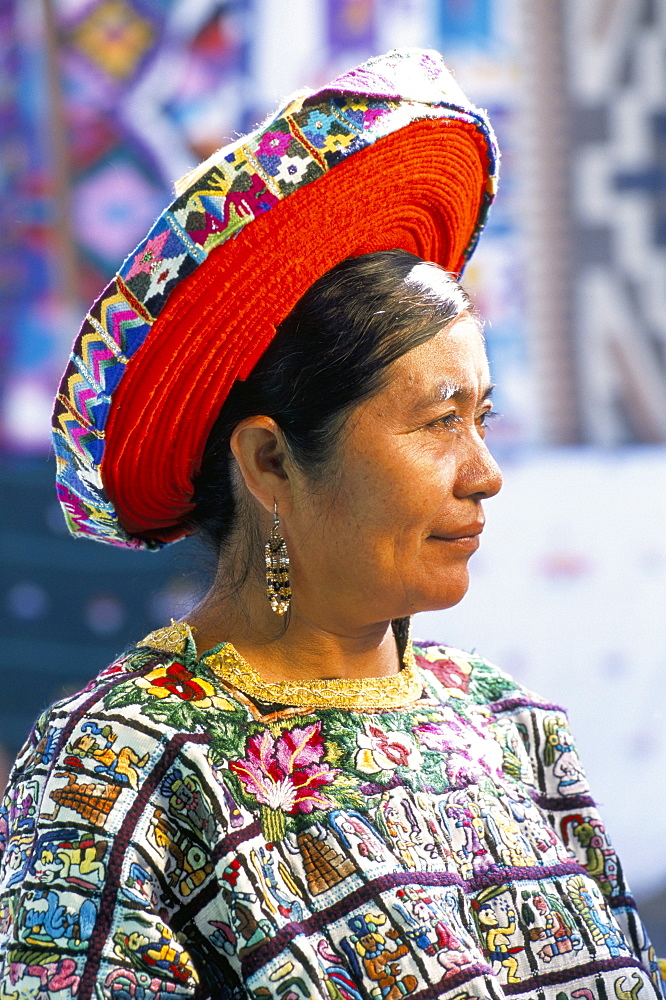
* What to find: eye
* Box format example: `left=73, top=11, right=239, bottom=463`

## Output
left=477, top=408, right=498, bottom=432
left=429, top=412, right=463, bottom=431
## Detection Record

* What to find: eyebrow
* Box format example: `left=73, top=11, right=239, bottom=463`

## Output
left=431, top=381, right=496, bottom=405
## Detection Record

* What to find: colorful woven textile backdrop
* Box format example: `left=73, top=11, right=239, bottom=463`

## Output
left=1, top=0, right=253, bottom=451
left=1, top=0, right=528, bottom=452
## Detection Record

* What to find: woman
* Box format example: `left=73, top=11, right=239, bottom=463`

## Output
left=0, top=49, right=662, bottom=1000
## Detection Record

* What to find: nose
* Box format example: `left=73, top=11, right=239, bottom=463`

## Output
left=454, top=437, right=503, bottom=500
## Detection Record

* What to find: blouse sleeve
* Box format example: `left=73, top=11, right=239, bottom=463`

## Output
left=490, top=691, right=666, bottom=996
left=0, top=680, right=211, bottom=1000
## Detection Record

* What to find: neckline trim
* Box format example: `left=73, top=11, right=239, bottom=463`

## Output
left=137, top=621, right=423, bottom=710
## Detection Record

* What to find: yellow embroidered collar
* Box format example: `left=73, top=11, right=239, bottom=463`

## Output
left=138, top=621, right=422, bottom=711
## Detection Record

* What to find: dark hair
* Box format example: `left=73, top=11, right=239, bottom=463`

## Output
left=188, top=249, right=474, bottom=554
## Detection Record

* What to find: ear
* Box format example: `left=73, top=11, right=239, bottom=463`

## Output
left=229, top=416, right=292, bottom=516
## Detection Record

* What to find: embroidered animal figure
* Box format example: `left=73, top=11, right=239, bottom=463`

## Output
left=7, top=957, right=79, bottom=994
left=19, top=888, right=96, bottom=949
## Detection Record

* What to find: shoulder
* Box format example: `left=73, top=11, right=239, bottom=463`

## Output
left=3, top=641, right=250, bottom=818
left=412, top=637, right=558, bottom=710
left=6, top=645, right=169, bottom=781
left=412, top=638, right=593, bottom=803
left=1, top=641, right=254, bottom=886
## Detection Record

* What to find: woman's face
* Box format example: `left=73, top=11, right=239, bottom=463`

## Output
left=283, top=312, right=502, bottom=630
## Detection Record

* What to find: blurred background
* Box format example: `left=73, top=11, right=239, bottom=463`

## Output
left=1, top=0, right=665, bottom=943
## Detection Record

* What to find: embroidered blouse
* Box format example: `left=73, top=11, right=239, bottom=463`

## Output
left=0, top=624, right=663, bottom=1000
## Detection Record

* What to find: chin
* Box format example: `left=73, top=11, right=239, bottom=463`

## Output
left=424, top=591, right=469, bottom=613
left=406, top=575, right=471, bottom=616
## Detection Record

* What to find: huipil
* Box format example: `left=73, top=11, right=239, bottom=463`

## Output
left=0, top=622, right=662, bottom=1000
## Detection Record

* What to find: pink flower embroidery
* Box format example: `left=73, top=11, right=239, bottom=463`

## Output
left=256, top=129, right=292, bottom=158
left=230, top=723, right=339, bottom=814
left=415, top=708, right=503, bottom=785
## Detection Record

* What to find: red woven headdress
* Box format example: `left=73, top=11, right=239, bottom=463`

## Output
left=52, top=48, right=499, bottom=549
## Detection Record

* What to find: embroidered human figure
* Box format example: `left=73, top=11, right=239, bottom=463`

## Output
left=30, top=829, right=107, bottom=889
left=473, top=897, right=522, bottom=984
left=566, top=876, right=627, bottom=959
left=532, top=893, right=583, bottom=963
left=479, top=791, right=536, bottom=869
left=66, top=722, right=149, bottom=790
left=343, top=913, right=417, bottom=1000
left=442, top=796, right=489, bottom=878
left=563, top=814, right=619, bottom=897
left=160, top=768, right=216, bottom=841
left=543, top=715, right=588, bottom=797
left=250, top=845, right=304, bottom=921
left=329, top=809, right=389, bottom=864
left=394, top=885, right=471, bottom=970
left=112, top=921, right=195, bottom=984
left=316, top=939, right=364, bottom=1000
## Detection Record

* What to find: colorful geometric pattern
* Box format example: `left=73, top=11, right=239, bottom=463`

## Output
left=1, top=0, right=251, bottom=452
left=52, top=48, right=499, bottom=549
left=0, top=635, right=663, bottom=998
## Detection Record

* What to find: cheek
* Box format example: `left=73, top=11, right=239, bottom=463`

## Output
left=347, top=462, right=421, bottom=535
left=358, top=456, right=451, bottom=540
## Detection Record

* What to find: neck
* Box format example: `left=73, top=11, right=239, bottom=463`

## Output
left=186, top=563, right=402, bottom=683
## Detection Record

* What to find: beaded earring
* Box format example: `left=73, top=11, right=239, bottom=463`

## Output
left=265, top=501, right=291, bottom=615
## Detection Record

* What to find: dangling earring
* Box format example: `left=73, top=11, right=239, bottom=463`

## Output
left=265, top=500, right=291, bottom=615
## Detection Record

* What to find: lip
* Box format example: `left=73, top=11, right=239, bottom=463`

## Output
left=430, top=524, right=484, bottom=550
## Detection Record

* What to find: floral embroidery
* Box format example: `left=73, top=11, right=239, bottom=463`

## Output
left=355, top=722, right=421, bottom=774
left=136, top=663, right=234, bottom=711
left=415, top=709, right=503, bottom=786
left=415, top=648, right=471, bottom=694
left=124, top=231, right=170, bottom=280
left=255, top=128, right=297, bottom=177
left=270, top=152, right=319, bottom=189
left=230, top=722, right=340, bottom=815
left=298, top=108, right=355, bottom=154
left=256, top=129, right=292, bottom=158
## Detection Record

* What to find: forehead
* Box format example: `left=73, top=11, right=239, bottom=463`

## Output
left=384, top=314, right=490, bottom=400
